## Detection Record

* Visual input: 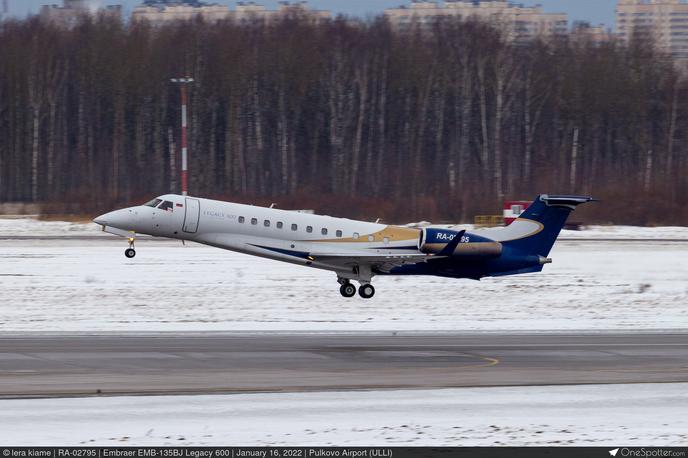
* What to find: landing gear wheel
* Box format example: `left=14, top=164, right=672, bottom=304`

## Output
left=125, top=236, right=136, bottom=259
left=340, top=283, right=356, bottom=298
left=358, top=284, right=375, bottom=299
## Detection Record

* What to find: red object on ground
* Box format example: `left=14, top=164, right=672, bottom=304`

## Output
left=503, top=200, right=531, bottom=225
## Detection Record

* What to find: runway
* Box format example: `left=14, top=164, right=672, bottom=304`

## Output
left=1, top=332, right=687, bottom=398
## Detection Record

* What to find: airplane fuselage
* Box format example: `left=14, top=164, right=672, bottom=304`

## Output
left=94, top=194, right=592, bottom=298
left=96, top=194, right=420, bottom=271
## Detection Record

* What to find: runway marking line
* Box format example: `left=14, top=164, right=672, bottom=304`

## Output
left=458, top=353, right=500, bottom=369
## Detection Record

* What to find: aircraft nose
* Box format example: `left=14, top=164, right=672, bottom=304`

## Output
left=93, top=213, right=108, bottom=226
left=93, top=208, right=135, bottom=230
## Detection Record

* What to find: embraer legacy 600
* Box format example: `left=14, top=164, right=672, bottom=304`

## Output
left=94, top=194, right=593, bottom=298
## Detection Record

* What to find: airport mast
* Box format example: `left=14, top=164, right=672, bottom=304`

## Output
left=170, top=76, right=194, bottom=196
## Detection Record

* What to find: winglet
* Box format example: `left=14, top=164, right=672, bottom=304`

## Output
left=437, top=230, right=465, bottom=257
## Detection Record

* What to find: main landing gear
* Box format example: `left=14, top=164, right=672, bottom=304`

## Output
left=338, top=278, right=375, bottom=299
left=124, top=237, right=136, bottom=258
left=358, top=283, right=375, bottom=299
left=340, top=282, right=356, bottom=298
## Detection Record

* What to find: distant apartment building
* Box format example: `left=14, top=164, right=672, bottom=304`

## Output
left=571, top=22, right=613, bottom=46
left=131, top=1, right=228, bottom=23
left=233, top=1, right=330, bottom=23
left=617, top=0, right=688, bottom=59
left=40, top=0, right=121, bottom=27
left=131, top=1, right=229, bottom=24
left=131, top=1, right=331, bottom=25
left=384, top=0, right=568, bottom=42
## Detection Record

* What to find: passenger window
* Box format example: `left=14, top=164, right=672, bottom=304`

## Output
left=277, top=222, right=283, bottom=229
left=336, top=230, right=342, bottom=237
left=239, top=216, right=245, bottom=223
left=321, top=228, right=328, bottom=235
left=368, top=235, right=374, bottom=242
left=251, top=218, right=258, bottom=225
left=158, top=201, right=174, bottom=212
left=291, top=224, right=298, bottom=231
left=264, top=220, right=270, bottom=227
left=353, top=233, right=360, bottom=239
left=306, top=226, right=313, bottom=233
left=144, top=198, right=162, bottom=208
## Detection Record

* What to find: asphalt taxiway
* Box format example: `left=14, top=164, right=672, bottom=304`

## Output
left=0, top=332, right=687, bottom=398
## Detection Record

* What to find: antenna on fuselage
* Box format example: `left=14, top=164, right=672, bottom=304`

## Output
left=269, top=203, right=276, bottom=208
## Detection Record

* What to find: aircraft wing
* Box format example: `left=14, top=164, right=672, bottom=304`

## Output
left=308, top=252, right=437, bottom=274
left=306, top=230, right=462, bottom=273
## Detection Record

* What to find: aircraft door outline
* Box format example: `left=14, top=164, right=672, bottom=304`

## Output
left=183, top=198, right=200, bottom=233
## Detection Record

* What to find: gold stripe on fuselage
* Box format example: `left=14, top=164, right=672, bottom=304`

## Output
left=306, top=225, right=420, bottom=243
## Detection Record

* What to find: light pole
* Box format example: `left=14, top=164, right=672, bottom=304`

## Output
left=171, top=77, right=194, bottom=196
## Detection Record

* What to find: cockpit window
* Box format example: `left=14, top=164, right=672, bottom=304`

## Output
left=158, top=200, right=174, bottom=212
left=144, top=198, right=162, bottom=208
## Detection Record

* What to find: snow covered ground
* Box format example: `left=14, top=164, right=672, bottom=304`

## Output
left=1, top=218, right=685, bottom=447
left=1, top=383, right=686, bottom=446
left=1, top=217, right=687, bottom=332
left=0, top=217, right=102, bottom=237
left=1, top=241, right=687, bottom=332
left=560, top=225, right=688, bottom=240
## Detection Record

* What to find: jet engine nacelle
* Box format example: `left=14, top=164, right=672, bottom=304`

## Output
left=418, top=228, right=502, bottom=257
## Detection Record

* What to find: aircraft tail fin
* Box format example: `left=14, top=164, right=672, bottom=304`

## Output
left=502, top=195, right=594, bottom=257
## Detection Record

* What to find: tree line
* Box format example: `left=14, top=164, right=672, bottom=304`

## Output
left=0, top=14, right=686, bottom=224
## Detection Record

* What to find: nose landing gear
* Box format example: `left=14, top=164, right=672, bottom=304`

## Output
left=124, top=237, right=136, bottom=258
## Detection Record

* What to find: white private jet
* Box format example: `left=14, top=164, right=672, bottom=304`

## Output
left=94, top=194, right=593, bottom=298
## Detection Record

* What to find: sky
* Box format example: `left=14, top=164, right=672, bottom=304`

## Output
left=8, top=0, right=618, bottom=28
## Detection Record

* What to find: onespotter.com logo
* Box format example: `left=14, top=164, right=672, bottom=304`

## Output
left=609, top=449, right=686, bottom=457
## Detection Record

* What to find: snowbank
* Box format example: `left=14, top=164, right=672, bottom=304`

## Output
left=1, top=383, right=685, bottom=445
left=0, top=217, right=102, bottom=237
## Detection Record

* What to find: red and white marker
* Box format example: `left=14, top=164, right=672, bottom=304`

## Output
left=171, top=77, right=195, bottom=196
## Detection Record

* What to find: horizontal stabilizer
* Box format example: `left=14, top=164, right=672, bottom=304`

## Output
left=540, top=195, right=596, bottom=209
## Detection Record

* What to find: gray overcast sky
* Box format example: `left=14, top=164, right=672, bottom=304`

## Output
left=9, top=0, right=618, bottom=28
